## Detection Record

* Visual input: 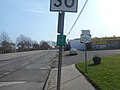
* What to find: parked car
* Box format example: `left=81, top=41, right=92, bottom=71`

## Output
left=70, top=48, right=77, bottom=55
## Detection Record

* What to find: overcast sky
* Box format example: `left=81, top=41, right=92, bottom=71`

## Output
left=0, top=0, right=120, bottom=42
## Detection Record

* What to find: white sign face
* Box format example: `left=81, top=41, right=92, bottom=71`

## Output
left=81, top=34, right=91, bottom=43
left=82, top=30, right=90, bottom=35
left=50, top=0, right=78, bottom=12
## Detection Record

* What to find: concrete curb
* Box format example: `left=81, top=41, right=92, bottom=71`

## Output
left=43, top=68, right=51, bottom=90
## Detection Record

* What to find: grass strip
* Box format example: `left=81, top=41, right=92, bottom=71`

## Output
left=75, top=54, right=120, bottom=90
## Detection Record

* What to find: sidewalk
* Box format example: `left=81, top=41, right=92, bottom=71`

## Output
left=46, top=64, right=96, bottom=90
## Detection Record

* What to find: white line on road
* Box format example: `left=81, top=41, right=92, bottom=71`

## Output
left=0, top=82, right=26, bottom=87
left=4, top=72, right=10, bottom=75
left=9, top=69, right=14, bottom=72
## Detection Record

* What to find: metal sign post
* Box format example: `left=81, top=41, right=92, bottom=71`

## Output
left=80, top=30, right=91, bottom=73
left=85, top=43, right=87, bottom=72
left=57, top=12, right=65, bottom=90
left=50, top=0, right=78, bottom=90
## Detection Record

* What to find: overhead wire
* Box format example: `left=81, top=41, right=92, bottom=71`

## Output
left=66, top=0, right=89, bottom=37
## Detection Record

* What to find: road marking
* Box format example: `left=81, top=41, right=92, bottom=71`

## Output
left=4, top=72, right=10, bottom=75
left=9, top=69, right=14, bottom=72
left=40, top=67, right=50, bottom=70
left=0, top=82, right=26, bottom=87
left=22, top=62, right=29, bottom=66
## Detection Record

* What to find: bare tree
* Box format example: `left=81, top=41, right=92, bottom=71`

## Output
left=0, top=32, right=11, bottom=53
left=47, top=41, right=56, bottom=49
left=40, top=41, right=51, bottom=50
left=32, top=40, right=40, bottom=50
left=16, top=35, right=32, bottom=51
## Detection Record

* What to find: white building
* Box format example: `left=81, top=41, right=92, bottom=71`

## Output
left=70, top=39, right=85, bottom=51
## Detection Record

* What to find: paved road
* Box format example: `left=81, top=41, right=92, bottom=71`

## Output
left=0, top=50, right=57, bottom=90
left=0, top=49, right=120, bottom=90
left=52, top=49, right=120, bottom=67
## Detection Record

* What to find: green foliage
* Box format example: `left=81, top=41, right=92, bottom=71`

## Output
left=76, top=55, right=120, bottom=90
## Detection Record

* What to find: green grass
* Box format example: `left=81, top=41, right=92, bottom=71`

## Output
left=75, top=54, right=120, bottom=90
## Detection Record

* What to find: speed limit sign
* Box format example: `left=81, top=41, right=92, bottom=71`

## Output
left=50, top=0, right=78, bottom=12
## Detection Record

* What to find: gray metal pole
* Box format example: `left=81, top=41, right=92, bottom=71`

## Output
left=85, top=43, right=87, bottom=72
left=57, top=46, right=62, bottom=90
left=57, top=12, right=65, bottom=90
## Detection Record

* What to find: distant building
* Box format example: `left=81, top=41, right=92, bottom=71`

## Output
left=69, top=39, right=85, bottom=51
left=92, top=36, right=120, bottom=50
left=69, top=36, right=120, bottom=51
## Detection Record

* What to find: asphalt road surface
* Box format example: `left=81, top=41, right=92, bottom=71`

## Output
left=62, top=49, right=120, bottom=66
left=0, top=49, right=120, bottom=90
left=0, top=50, right=57, bottom=90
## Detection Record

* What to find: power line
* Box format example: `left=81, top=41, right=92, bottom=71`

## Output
left=66, top=0, right=89, bottom=37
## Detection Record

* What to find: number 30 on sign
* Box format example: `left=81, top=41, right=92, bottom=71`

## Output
left=50, top=0, right=78, bottom=12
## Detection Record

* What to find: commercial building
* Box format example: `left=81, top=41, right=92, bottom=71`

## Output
left=69, top=39, right=85, bottom=51
left=69, top=36, right=120, bottom=50
left=92, top=36, right=120, bottom=50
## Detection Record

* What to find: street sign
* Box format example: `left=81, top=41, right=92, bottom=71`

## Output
left=82, top=30, right=90, bottom=34
left=50, top=0, right=78, bottom=12
left=81, top=30, right=91, bottom=73
left=81, top=34, right=91, bottom=43
left=50, top=1, right=78, bottom=89
left=57, top=12, right=65, bottom=34
left=57, top=35, right=66, bottom=46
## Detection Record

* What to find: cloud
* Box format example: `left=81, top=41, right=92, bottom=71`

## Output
left=18, top=0, right=48, bottom=14
left=24, top=8, right=45, bottom=14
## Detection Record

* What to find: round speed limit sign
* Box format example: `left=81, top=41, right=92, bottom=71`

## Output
left=50, top=0, right=78, bottom=12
